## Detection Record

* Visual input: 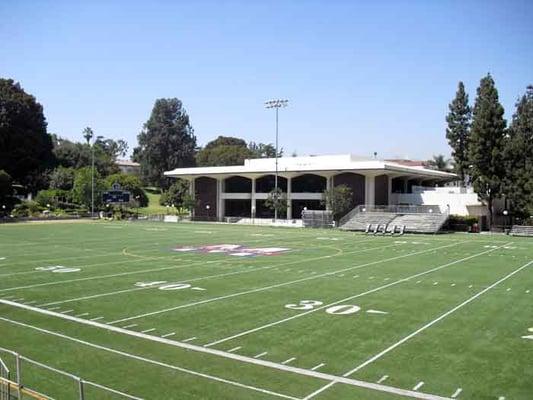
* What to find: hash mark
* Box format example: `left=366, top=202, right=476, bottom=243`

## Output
left=376, top=375, right=388, bottom=384
left=281, top=357, right=296, bottom=365
left=413, top=381, right=424, bottom=391
left=227, top=346, right=241, bottom=353
left=311, top=363, right=325, bottom=371
left=254, top=351, right=268, bottom=359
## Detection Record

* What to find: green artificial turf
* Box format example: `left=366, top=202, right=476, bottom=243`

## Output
left=0, top=221, right=531, bottom=400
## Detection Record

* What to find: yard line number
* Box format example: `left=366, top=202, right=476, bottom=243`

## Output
left=285, top=300, right=361, bottom=315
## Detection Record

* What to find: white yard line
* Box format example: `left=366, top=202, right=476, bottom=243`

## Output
left=110, top=242, right=459, bottom=325
left=281, top=357, right=296, bottom=365
left=36, top=239, right=399, bottom=307
left=0, top=316, right=299, bottom=400
left=0, top=305, right=453, bottom=400
left=205, top=243, right=500, bottom=347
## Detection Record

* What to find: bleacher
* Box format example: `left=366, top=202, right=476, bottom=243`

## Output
left=338, top=205, right=449, bottom=234
left=510, top=225, right=533, bottom=237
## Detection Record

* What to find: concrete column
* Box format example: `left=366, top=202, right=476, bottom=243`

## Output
left=365, top=175, right=376, bottom=206
left=287, top=177, right=292, bottom=220
left=216, top=178, right=224, bottom=221
left=251, top=177, right=256, bottom=219
left=403, top=177, right=409, bottom=194
left=189, top=178, right=195, bottom=218
left=325, top=176, right=333, bottom=211
left=387, top=175, right=393, bottom=205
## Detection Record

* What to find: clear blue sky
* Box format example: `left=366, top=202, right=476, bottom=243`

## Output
left=1, top=0, right=531, bottom=160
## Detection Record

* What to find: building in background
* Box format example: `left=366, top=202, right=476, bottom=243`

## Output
left=116, top=159, right=141, bottom=175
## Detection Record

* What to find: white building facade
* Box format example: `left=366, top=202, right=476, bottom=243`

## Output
left=164, top=154, right=460, bottom=221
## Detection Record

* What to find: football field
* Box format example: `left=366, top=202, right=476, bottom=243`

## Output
left=0, top=221, right=532, bottom=400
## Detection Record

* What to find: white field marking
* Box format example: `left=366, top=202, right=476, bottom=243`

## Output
left=281, top=357, right=296, bottom=365
left=0, top=308, right=452, bottom=400
left=527, top=290, right=530, bottom=294
left=377, top=375, right=388, bottom=384
left=47, top=306, right=61, bottom=311
left=227, top=346, right=241, bottom=353
left=413, top=382, right=425, bottom=391
left=341, top=258, right=532, bottom=378
left=433, top=282, right=439, bottom=285
left=23, top=300, right=37, bottom=305
left=416, top=281, right=421, bottom=284
left=182, top=337, right=197, bottom=342
left=451, top=283, right=456, bottom=287
left=122, top=323, right=138, bottom=329
left=468, top=285, right=473, bottom=288
left=506, top=288, right=511, bottom=292
left=353, top=275, right=359, bottom=278
left=0, top=316, right=300, bottom=400
left=367, top=310, right=388, bottom=315
left=311, top=363, right=325, bottom=371
left=384, top=277, right=390, bottom=281
left=191, top=287, right=206, bottom=291
left=75, top=312, right=89, bottom=317
left=451, top=388, right=462, bottom=398
left=254, top=351, right=268, bottom=359
left=110, top=242, right=460, bottom=325
left=89, top=316, right=104, bottom=321
left=205, top=243, right=503, bottom=348
left=338, top=274, right=345, bottom=277
left=35, top=238, right=397, bottom=307
left=498, top=397, right=505, bottom=400
left=161, top=332, right=175, bottom=338
left=60, top=309, right=74, bottom=314
left=141, top=328, right=156, bottom=333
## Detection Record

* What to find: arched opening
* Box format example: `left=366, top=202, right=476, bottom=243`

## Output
left=224, top=176, right=252, bottom=193
left=291, top=174, right=327, bottom=193
left=255, top=175, right=287, bottom=193
left=194, top=177, right=217, bottom=220
left=333, top=173, right=365, bottom=208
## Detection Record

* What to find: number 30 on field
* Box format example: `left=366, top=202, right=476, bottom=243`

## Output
left=285, top=300, right=361, bottom=315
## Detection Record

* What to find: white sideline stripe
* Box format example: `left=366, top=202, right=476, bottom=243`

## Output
left=281, top=357, right=296, bottom=365
left=205, top=243, right=501, bottom=348
left=110, top=242, right=459, bottom=325
left=228, top=346, right=241, bottom=353
left=141, top=328, right=156, bottom=333
left=0, top=236, right=387, bottom=295
left=413, top=382, right=425, bottom=391
left=451, top=388, right=462, bottom=398
left=254, top=351, right=268, bottom=359
left=122, top=324, right=138, bottom=329
left=377, top=375, right=388, bottom=384
left=0, top=317, right=299, bottom=400
left=311, top=363, right=325, bottom=371
left=183, top=337, right=197, bottom=342
left=161, top=332, right=175, bottom=338
left=36, top=239, right=397, bottom=307
left=0, top=303, right=452, bottom=400
left=342, top=257, right=532, bottom=377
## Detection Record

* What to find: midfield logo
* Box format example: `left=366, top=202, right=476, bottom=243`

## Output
left=173, top=244, right=290, bottom=257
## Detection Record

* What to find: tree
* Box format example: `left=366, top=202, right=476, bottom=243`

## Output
left=503, top=85, right=533, bottom=217
left=446, top=81, right=472, bottom=182
left=196, top=136, right=252, bottom=166
left=72, top=167, right=105, bottom=209
left=248, top=142, right=282, bottom=158
left=0, top=79, right=54, bottom=188
left=134, top=98, right=197, bottom=187
left=264, top=188, right=288, bottom=218
left=469, top=74, right=507, bottom=228
left=0, top=170, right=12, bottom=206
left=105, top=173, right=148, bottom=207
left=322, top=184, right=353, bottom=222
left=49, top=167, right=76, bottom=191
left=427, top=154, right=452, bottom=172
left=159, top=179, right=190, bottom=207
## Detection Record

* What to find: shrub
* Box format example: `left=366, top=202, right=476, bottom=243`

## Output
left=105, top=173, right=148, bottom=207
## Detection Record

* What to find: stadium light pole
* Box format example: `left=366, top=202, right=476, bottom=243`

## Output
left=265, top=99, right=288, bottom=222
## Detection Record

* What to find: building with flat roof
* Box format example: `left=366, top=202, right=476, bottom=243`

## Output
left=164, top=154, right=458, bottom=221
left=116, top=159, right=141, bottom=175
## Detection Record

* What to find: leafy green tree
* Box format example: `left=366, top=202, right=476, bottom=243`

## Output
left=0, top=79, right=54, bottom=188
left=503, top=85, right=533, bottom=217
left=72, top=167, right=105, bottom=209
left=322, top=184, right=353, bottom=222
left=52, top=135, right=119, bottom=176
left=446, top=81, right=472, bottom=182
left=469, top=74, right=507, bottom=227
left=264, top=188, right=288, bottom=218
left=248, top=142, right=281, bottom=158
left=49, top=167, right=76, bottom=191
left=159, top=179, right=190, bottom=207
left=0, top=170, right=13, bottom=206
left=427, top=154, right=452, bottom=172
left=196, top=136, right=252, bottom=166
left=105, top=173, right=148, bottom=207
left=134, top=98, right=197, bottom=187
